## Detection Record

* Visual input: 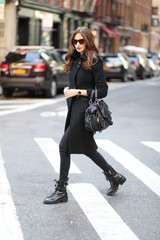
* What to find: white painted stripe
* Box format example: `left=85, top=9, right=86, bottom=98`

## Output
left=68, top=183, right=139, bottom=240
left=0, top=147, right=24, bottom=240
left=0, top=98, right=64, bottom=116
left=141, top=141, right=160, bottom=154
left=0, top=105, right=29, bottom=109
left=34, top=138, right=81, bottom=174
left=97, top=139, right=160, bottom=197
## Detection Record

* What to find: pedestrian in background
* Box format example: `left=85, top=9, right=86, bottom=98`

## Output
left=43, top=27, right=126, bottom=204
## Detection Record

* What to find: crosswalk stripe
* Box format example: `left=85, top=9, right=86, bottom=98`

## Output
left=0, top=105, right=29, bottom=109
left=0, top=98, right=64, bottom=116
left=96, top=139, right=160, bottom=197
left=34, top=138, right=81, bottom=174
left=0, top=147, right=24, bottom=240
left=141, top=141, right=160, bottom=153
left=68, top=183, right=139, bottom=240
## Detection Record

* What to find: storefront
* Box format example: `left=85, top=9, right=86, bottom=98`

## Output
left=17, top=0, right=93, bottom=48
left=17, top=0, right=64, bottom=47
left=91, top=22, right=121, bottom=54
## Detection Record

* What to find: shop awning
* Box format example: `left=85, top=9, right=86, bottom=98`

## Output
left=102, top=26, right=115, bottom=37
left=102, top=26, right=121, bottom=38
left=112, top=28, right=121, bottom=37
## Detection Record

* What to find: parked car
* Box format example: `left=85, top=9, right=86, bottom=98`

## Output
left=147, top=53, right=160, bottom=77
left=56, top=48, right=68, bottom=62
left=101, top=53, right=137, bottom=82
left=128, top=54, right=151, bottom=79
left=0, top=46, right=69, bottom=97
left=148, top=53, right=160, bottom=66
left=45, top=48, right=69, bottom=90
left=147, top=58, right=160, bottom=77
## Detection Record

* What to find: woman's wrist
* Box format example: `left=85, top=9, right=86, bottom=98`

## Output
left=77, top=90, right=81, bottom=96
left=76, top=89, right=87, bottom=97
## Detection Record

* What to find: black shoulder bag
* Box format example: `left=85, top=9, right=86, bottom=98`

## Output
left=85, top=87, right=113, bottom=133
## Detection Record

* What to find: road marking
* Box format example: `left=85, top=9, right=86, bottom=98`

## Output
left=34, top=138, right=81, bottom=174
left=0, top=98, right=65, bottom=116
left=0, top=105, right=30, bottom=109
left=0, top=147, right=24, bottom=240
left=96, top=139, right=160, bottom=197
left=68, top=183, right=139, bottom=240
left=141, top=141, right=160, bottom=154
left=40, top=111, right=67, bottom=117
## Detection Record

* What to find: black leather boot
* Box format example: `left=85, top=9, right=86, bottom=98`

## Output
left=43, top=180, right=68, bottom=204
left=103, top=171, right=126, bottom=196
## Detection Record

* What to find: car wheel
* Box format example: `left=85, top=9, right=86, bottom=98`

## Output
left=140, top=71, right=146, bottom=79
left=45, top=79, right=57, bottom=98
left=122, top=72, right=128, bottom=82
left=131, top=72, right=137, bottom=81
left=2, top=88, right=14, bottom=97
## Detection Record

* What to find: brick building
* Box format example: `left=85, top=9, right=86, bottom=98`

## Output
left=130, top=0, right=151, bottom=50
left=93, top=0, right=152, bottom=53
left=150, top=0, right=160, bottom=53
left=0, top=0, right=155, bottom=62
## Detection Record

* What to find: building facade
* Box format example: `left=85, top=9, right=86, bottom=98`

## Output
left=150, top=0, right=160, bottom=53
left=92, top=0, right=152, bottom=53
left=130, top=0, right=151, bottom=50
left=0, top=0, right=155, bottom=62
left=0, top=1, right=17, bottom=62
left=0, top=0, right=94, bottom=62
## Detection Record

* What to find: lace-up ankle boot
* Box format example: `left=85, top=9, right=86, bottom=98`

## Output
left=103, top=171, right=126, bottom=196
left=43, top=180, right=68, bottom=204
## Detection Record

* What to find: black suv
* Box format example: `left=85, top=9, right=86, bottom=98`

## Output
left=0, top=46, right=69, bottom=97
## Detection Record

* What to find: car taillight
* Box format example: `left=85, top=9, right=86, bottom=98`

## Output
left=33, top=63, right=47, bottom=72
left=133, top=61, right=140, bottom=67
left=1, top=63, right=9, bottom=72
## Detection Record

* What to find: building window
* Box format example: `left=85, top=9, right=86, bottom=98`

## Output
left=152, top=18, right=159, bottom=27
left=72, top=0, right=77, bottom=10
left=152, top=7, right=158, bottom=15
left=63, top=0, right=70, bottom=8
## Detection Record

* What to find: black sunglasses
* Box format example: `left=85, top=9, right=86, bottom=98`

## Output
left=73, top=39, right=85, bottom=45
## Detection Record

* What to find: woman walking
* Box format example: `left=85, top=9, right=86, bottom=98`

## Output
left=43, top=27, right=126, bottom=204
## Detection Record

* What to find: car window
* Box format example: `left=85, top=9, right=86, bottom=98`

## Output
left=128, top=56, right=138, bottom=62
left=5, top=52, right=26, bottom=63
left=46, top=51, right=63, bottom=63
left=105, top=57, right=121, bottom=63
left=25, top=53, right=41, bottom=63
left=5, top=52, right=44, bottom=64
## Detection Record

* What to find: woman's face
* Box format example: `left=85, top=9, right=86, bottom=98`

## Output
left=73, top=33, right=86, bottom=55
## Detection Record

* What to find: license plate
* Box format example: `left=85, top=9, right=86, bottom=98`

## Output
left=13, top=69, right=26, bottom=75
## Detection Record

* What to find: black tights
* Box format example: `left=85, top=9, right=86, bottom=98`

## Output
left=59, top=127, right=116, bottom=182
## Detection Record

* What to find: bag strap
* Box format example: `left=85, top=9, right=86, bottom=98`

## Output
left=89, top=89, right=94, bottom=105
left=89, top=86, right=98, bottom=105
left=95, top=86, right=98, bottom=100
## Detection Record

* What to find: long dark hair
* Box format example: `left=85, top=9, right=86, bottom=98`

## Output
left=64, top=27, right=98, bottom=72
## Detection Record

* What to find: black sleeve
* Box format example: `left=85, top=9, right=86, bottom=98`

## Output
left=87, top=57, right=108, bottom=99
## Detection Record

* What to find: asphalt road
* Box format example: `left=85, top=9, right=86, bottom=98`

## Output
left=0, top=77, right=160, bottom=240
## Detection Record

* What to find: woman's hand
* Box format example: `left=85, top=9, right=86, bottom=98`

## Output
left=64, top=87, right=77, bottom=99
